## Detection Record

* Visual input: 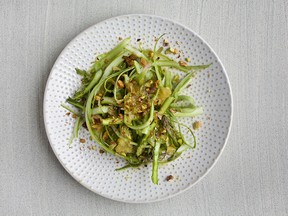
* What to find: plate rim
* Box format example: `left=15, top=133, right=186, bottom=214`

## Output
left=43, top=13, right=233, bottom=203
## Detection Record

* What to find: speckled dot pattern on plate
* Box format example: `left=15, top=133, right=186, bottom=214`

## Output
left=43, top=14, right=233, bottom=203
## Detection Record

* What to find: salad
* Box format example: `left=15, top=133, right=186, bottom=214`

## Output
left=62, top=36, right=210, bottom=184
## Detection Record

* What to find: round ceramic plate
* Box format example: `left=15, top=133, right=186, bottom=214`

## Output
left=43, top=14, right=233, bottom=203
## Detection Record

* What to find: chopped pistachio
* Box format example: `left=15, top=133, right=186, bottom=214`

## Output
left=80, top=138, right=86, bottom=143
left=94, top=95, right=101, bottom=101
left=157, top=112, right=163, bottom=120
left=115, top=138, right=133, bottom=154
left=117, top=80, right=125, bottom=89
left=165, top=47, right=178, bottom=55
left=193, top=121, right=203, bottom=130
left=185, top=57, right=191, bottom=62
left=92, top=146, right=96, bottom=150
left=140, top=57, right=147, bottom=66
left=166, top=175, right=174, bottom=182
left=158, top=87, right=172, bottom=104
left=118, top=113, right=123, bottom=119
left=169, top=108, right=176, bottom=114
left=148, top=51, right=154, bottom=58
left=144, top=80, right=153, bottom=87
left=99, top=149, right=105, bottom=154
left=179, top=60, right=188, bottom=67
left=93, top=124, right=103, bottom=132
left=165, top=48, right=172, bottom=54
left=103, top=132, right=109, bottom=140
left=163, top=39, right=169, bottom=46
left=141, top=104, right=147, bottom=110
left=155, top=80, right=160, bottom=87
left=166, top=146, right=176, bottom=155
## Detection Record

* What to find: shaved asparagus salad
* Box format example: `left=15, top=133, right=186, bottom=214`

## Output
left=62, top=36, right=211, bottom=184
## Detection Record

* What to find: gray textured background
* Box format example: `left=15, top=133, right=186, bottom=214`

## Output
left=0, top=0, right=287, bottom=215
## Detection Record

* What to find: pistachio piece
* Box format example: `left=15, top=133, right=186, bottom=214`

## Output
left=117, top=80, right=125, bottom=89
left=163, top=39, right=169, bottom=46
left=193, top=121, right=203, bottom=130
left=179, top=60, right=188, bottom=67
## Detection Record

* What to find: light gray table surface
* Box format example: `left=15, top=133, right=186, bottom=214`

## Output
left=1, top=0, right=288, bottom=215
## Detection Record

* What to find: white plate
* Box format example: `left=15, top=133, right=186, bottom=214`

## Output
left=43, top=14, right=233, bottom=203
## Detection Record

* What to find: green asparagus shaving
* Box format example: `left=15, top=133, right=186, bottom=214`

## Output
left=136, top=122, right=156, bottom=156
left=102, top=118, right=123, bottom=125
left=66, top=97, right=84, bottom=110
left=163, top=69, right=172, bottom=88
left=61, top=104, right=80, bottom=116
left=75, top=68, right=87, bottom=76
left=125, top=45, right=148, bottom=60
left=156, top=60, right=211, bottom=73
left=73, top=70, right=103, bottom=99
left=73, top=117, right=84, bottom=138
left=101, top=51, right=130, bottom=80
left=154, top=65, right=162, bottom=81
left=124, top=103, right=155, bottom=130
left=178, top=122, right=197, bottom=148
left=152, top=141, right=161, bottom=184
left=173, top=106, right=203, bottom=117
left=101, top=97, right=118, bottom=106
left=91, top=106, right=110, bottom=115
left=62, top=36, right=211, bottom=184
left=159, top=96, right=175, bottom=114
left=168, top=144, right=190, bottom=162
left=92, top=38, right=131, bottom=72
left=134, top=60, right=142, bottom=74
left=153, top=33, right=166, bottom=61
left=172, top=73, right=194, bottom=97
left=113, top=68, right=133, bottom=103
left=170, top=95, right=195, bottom=108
